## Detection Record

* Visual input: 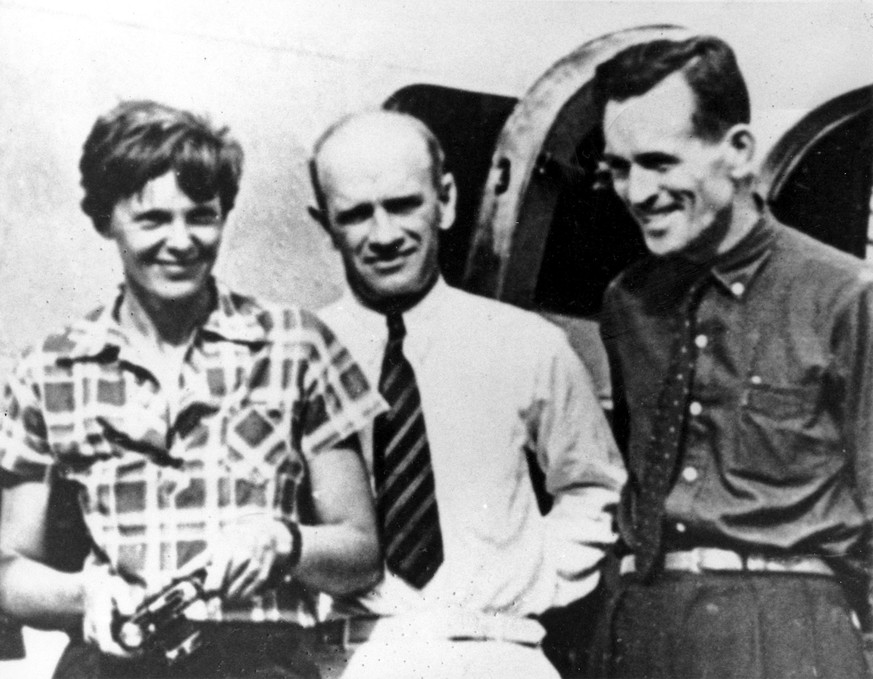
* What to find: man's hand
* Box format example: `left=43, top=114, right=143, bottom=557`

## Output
left=80, top=559, right=145, bottom=658
left=200, top=515, right=294, bottom=604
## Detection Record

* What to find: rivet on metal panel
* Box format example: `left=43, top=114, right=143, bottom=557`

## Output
left=534, top=150, right=553, bottom=177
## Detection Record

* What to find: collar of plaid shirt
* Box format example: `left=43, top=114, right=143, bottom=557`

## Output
left=59, top=278, right=270, bottom=361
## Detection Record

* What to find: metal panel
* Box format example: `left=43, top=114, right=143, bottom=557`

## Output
left=384, top=85, right=517, bottom=286
left=761, top=85, right=873, bottom=259
left=464, top=24, right=694, bottom=306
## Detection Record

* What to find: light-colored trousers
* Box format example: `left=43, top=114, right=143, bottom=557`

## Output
left=338, top=610, right=561, bottom=679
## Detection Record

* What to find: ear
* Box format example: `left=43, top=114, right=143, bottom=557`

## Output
left=437, top=172, right=457, bottom=232
left=308, top=204, right=329, bottom=231
left=723, top=124, right=756, bottom=181
left=308, top=204, right=341, bottom=249
left=96, top=217, right=114, bottom=240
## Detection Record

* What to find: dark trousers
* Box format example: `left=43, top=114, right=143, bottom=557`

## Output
left=53, top=622, right=320, bottom=679
left=592, top=571, right=869, bottom=679
left=539, top=582, right=608, bottom=678
left=0, top=612, right=25, bottom=660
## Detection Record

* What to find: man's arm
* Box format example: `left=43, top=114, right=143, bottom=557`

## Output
left=533, top=334, right=627, bottom=605
left=838, top=277, right=873, bottom=628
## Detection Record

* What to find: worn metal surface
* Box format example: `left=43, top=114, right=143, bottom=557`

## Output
left=464, top=25, right=694, bottom=304
left=761, top=85, right=873, bottom=258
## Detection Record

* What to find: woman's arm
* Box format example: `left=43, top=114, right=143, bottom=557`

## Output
left=294, top=435, right=382, bottom=595
left=203, top=435, right=382, bottom=601
left=0, top=480, right=83, bottom=629
left=0, top=479, right=140, bottom=655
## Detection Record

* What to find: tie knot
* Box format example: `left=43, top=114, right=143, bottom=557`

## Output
left=386, top=314, right=406, bottom=341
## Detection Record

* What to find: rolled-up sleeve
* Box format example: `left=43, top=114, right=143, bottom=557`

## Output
left=837, top=273, right=873, bottom=626
left=533, top=333, right=626, bottom=605
left=298, top=311, right=387, bottom=459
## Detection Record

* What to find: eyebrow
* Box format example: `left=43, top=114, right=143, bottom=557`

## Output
left=333, top=192, right=426, bottom=226
left=335, top=203, right=374, bottom=225
left=636, top=151, right=679, bottom=166
left=601, top=151, right=679, bottom=168
left=382, top=194, right=424, bottom=212
left=132, top=209, right=172, bottom=223
left=131, top=205, right=221, bottom=224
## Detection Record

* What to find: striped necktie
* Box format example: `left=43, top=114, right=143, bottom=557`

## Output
left=372, top=313, right=444, bottom=588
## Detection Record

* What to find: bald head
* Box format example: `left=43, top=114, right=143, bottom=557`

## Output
left=309, top=111, right=446, bottom=215
left=307, top=110, right=456, bottom=312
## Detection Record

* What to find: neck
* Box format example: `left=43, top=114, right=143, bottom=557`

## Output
left=686, top=192, right=761, bottom=264
left=120, top=284, right=213, bottom=349
left=355, top=274, right=439, bottom=316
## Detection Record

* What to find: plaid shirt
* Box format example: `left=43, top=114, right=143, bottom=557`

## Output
left=0, top=280, right=384, bottom=624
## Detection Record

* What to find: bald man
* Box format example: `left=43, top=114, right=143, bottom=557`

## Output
left=308, top=110, right=626, bottom=678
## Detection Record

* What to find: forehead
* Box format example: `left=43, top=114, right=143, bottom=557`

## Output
left=603, top=72, right=699, bottom=154
left=317, top=118, right=434, bottom=204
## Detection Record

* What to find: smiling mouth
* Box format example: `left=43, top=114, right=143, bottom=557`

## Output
left=639, top=204, right=678, bottom=220
left=365, top=250, right=415, bottom=269
left=154, top=259, right=206, bottom=276
left=637, top=206, right=681, bottom=231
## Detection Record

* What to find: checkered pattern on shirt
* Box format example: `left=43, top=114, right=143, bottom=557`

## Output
left=0, top=282, right=382, bottom=625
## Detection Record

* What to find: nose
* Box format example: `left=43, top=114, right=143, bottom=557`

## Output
left=165, top=218, right=196, bottom=253
left=368, top=206, right=402, bottom=247
left=626, top=165, right=660, bottom=209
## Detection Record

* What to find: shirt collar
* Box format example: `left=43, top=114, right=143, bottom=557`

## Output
left=338, top=277, right=449, bottom=338
left=199, top=280, right=271, bottom=343
left=62, top=279, right=269, bottom=362
left=401, top=276, right=448, bottom=333
left=707, top=215, right=775, bottom=300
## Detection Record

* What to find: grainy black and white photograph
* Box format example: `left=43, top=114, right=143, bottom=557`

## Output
left=0, top=1, right=872, bottom=678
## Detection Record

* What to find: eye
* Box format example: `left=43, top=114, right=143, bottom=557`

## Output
left=186, top=208, right=222, bottom=226
left=638, top=153, right=677, bottom=172
left=133, top=210, right=172, bottom=229
left=335, top=204, right=374, bottom=227
left=382, top=195, right=424, bottom=215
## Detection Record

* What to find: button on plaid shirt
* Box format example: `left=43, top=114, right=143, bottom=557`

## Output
left=0, top=280, right=384, bottom=624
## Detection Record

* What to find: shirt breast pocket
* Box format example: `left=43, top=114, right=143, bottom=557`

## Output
left=56, top=439, right=148, bottom=520
left=738, top=382, right=841, bottom=483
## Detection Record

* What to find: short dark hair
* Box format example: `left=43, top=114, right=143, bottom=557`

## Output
left=592, top=36, right=750, bottom=142
left=308, top=110, right=445, bottom=216
left=79, top=100, right=244, bottom=234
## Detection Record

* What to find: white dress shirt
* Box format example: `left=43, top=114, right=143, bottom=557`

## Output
left=319, top=278, right=626, bottom=617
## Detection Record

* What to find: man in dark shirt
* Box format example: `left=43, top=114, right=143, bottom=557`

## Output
left=593, top=35, right=873, bottom=678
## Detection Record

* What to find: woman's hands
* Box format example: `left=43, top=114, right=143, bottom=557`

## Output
left=80, top=558, right=145, bottom=657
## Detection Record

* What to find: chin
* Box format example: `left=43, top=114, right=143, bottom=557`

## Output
left=371, top=285, right=417, bottom=303
left=151, top=282, right=210, bottom=305
left=361, top=274, right=414, bottom=297
left=645, top=241, right=677, bottom=258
